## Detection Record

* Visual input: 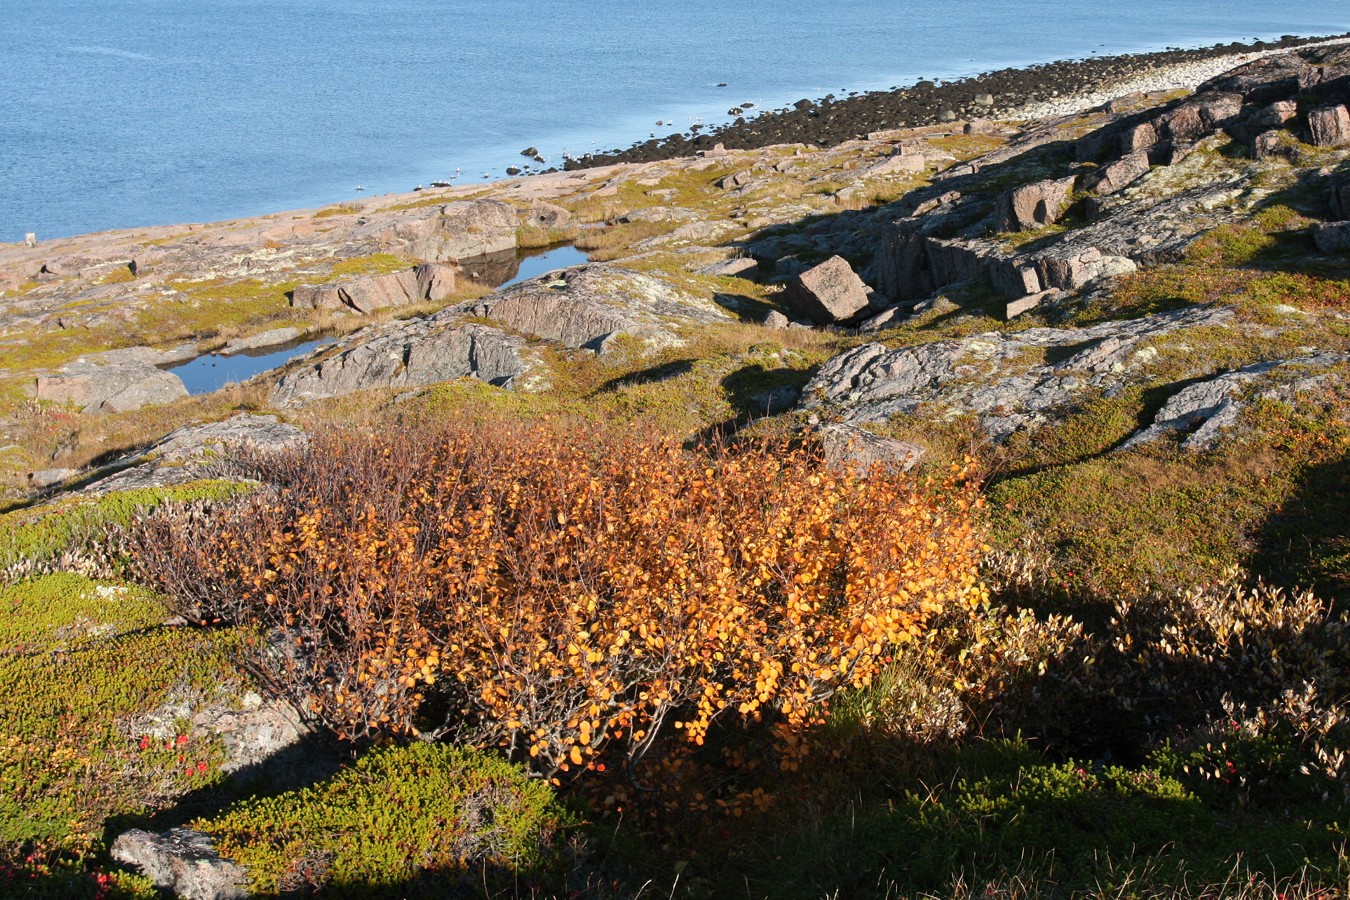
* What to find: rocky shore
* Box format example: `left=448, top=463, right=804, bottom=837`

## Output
left=6, top=35, right=1350, bottom=898
left=3, top=35, right=1350, bottom=499
left=569, top=32, right=1350, bottom=167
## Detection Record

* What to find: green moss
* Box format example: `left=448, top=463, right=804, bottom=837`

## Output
left=987, top=374, right=1350, bottom=596
left=199, top=743, right=577, bottom=896
left=0, top=575, right=242, bottom=859
left=326, top=253, right=410, bottom=279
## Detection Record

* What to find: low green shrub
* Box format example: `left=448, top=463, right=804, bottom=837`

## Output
left=198, top=742, right=578, bottom=896
left=742, top=739, right=1347, bottom=899
left=0, top=574, right=240, bottom=864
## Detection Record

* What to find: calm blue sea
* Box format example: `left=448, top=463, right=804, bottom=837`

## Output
left=3, top=0, right=1349, bottom=241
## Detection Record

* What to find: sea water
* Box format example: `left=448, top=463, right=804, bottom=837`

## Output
left=4, top=0, right=1350, bottom=241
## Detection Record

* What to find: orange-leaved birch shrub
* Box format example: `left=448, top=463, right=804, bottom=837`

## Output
left=130, top=423, right=988, bottom=780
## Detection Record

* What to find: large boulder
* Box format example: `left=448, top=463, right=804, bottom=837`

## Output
left=36, top=366, right=188, bottom=414
left=521, top=200, right=571, bottom=229
left=292, top=263, right=457, bottom=314
left=1308, top=105, right=1350, bottom=147
left=1250, top=100, right=1298, bottom=129
left=270, top=321, right=529, bottom=406
left=374, top=199, right=519, bottom=261
left=34, top=345, right=196, bottom=414
left=782, top=256, right=872, bottom=324
left=473, top=263, right=731, bottom=351
left=1312, top=222, right=1350, bottom=254
left=1089, top=150, right=1150, bottom=196
left=994, top=176, right=1076, bottom=232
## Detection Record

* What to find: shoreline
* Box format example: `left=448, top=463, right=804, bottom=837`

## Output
left=13, top=30, right=1350, bottom=245
left=565, top=31, right=1350, bottom=169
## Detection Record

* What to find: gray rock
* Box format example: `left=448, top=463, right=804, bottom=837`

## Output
left=141, top=690, right=307, bottom=776
left=1033, top=247, right=1137, bottom=292
left=1312, top=222, right=1350, bottom=254
left=1254, top=129, right=1296, bottom=161
left=718, top=170, right=754, bottom=190
left=774, top=256, right=811, bottom=279
left=270, top=321, right=529, bottom=406
left=521, top=200, right=572, bottom=229
left=290, top=282, right=346, bottom=310
left=473, top=263, right=730, bottom=352
left=36, top=358, right=189, bottom=415
left=799, top=305, right=1235, bottom=443
left=783, top=256, right=872, bottom=324
left=1332, top=180, right=1350, bottom=219
left=415, top=261, right=458, bottom=301
left=220, top=327, right=302, bottom=355
left=995, top=176, right=1077, bottom=232
left=27, top=468, right=77, bottom=489
left=111, top=828, right=247, bottom=900
left=373, top=199, right=519, bottom=261
left=860, top=153, right=934, bottom=178
left=819, top=423, right=925, bottom=475
left=1309, top=105, right=1350, bottom=147
left=859, top=306, right=907, bottom=331
left=619, top=206, right=700, bottom=224
left=1121, top=120, right=1160, bottom=154
left=293, top=263, right=456, bottom=314
left=762, top=310, right=790, bottom=329
left=1121, top=354, right=1347, bottom=451
left=1250, top=100, right=1298, bottom=129
left=337, top=270, right=426, bottom=314
left=78, top=414, right=308, bottom=494
left=697, top=257, right=760, bottom=278
left=1006, top=290, right=1055, bottom=319
left=636, top=220, right=735, bottom=248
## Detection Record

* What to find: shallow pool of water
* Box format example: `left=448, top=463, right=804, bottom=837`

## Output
left=166, top=335, right=335, bottom=396
left=501, top=244, right=591, bottom=288
left=166, top=245, right=587, bottom=397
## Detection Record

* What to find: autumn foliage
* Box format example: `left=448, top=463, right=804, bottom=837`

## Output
left=131, top=423, right=987, bottom=780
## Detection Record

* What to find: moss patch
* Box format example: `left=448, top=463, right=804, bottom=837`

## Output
left=199, top=743, right=577, bottom=896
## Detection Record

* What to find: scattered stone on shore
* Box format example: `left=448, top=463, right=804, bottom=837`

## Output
left=566, top=34, right=1350, bottom=169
